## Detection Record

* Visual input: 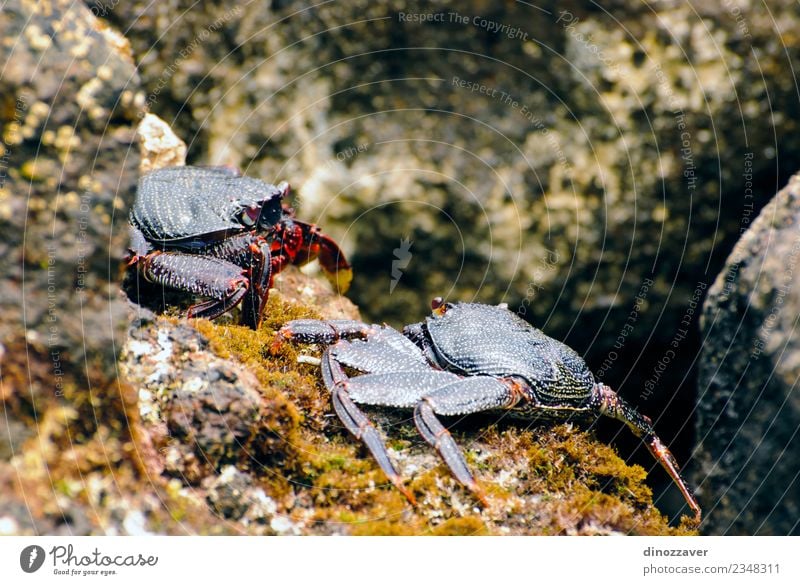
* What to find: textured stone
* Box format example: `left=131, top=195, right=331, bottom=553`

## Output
left=137, top=113, right=187, bottom=173
left=696, top=172, right=800, bottom=535
left=0, top=0, right=144, bottom=378
left=96, top=4, right=800, bottom=468
left=0, top=0, right=146, bottom=535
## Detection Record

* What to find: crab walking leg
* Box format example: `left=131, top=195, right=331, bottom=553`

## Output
left=205, top=233, right=273, bottom=329
left=413, top=377, right=517, bottom=507
left=239, top=237, right=271, bottom=329
left=271, top=320, right=374, bottom=353
left=320, top=350, right=417, bottom=505
left=595, top=383, right=702, bottom=525
left=137, top=251, right=250, bottom=320
left=414, top=403, right=489, bottom=507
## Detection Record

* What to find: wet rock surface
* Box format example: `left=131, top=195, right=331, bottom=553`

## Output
left=696, top=172, right=800, bottom=535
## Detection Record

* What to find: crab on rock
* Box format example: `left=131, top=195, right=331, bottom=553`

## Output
left=274, top=298, right=701, bottom=524
left=125, top=166, right=351, bottom=329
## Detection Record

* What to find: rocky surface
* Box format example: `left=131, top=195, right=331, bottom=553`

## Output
left=136, top=113, right=187, bottom=174
left=117, top=283, right=693, bottom=535
left=94, top=1, right=800, bottom=502
left=696, top=172, right=800, bottom=535
left=0, top=0, right=147, bottom=535
left=7, top=0, right=792, bottom=536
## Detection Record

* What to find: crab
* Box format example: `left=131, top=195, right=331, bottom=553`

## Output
left=273, top=298, right=702, bottom=524
left=125, top=165, right=352, bottom=329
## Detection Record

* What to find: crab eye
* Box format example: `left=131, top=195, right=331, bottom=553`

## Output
left=276, top=181, right=290, bottom=199
left=431, top=297, right=453, bottom=316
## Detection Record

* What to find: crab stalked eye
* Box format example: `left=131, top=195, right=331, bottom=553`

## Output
left=257, top=199, right=284, bottom=230
left=276, top=181, right=290, bottom=200
left=431, top=297, right=452, bottom=317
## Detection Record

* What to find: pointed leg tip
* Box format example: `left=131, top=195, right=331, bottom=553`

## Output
left=386, top=475, right=417, bottom=506
left=398, top=485, right=418, bottom=507
left=690, top=508, right=702, bottom=527
left=469, top=483, right=490, bottom=508
left=268, top=330, right=290, bottom=354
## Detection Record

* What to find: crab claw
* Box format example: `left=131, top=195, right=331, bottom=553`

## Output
left=316, top=232, right=353, bottom=293
left=596, top=383, right=701, bottom=526
left=274, top=218, right=352, bottom=294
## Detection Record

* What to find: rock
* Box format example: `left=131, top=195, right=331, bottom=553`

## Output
left=0, top=0, right=144, bottom=380
left=272, top=266, right=361, bottom=321
left=696, top=172, right=800, bottom=535
left=96, top=1, right=800, bottom=483
left=121, top=312, right=300, bottom=485
left=0, top=0, right=150, bottom=535
left=202, top=465, right=301, bottom=533
left=136, top=113, right=187, bottom=173
left=204, top=466, right=255, bottom=520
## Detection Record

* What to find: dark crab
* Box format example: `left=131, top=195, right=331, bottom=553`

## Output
left=125, top=166, right=351, bottom=329
left=274, top=298, right=701, bottom=524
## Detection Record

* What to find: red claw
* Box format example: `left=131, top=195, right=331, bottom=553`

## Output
left=271, top=217, right=352, bottom=293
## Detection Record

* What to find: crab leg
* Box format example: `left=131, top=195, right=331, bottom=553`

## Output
left=205, top=233, right=272, bottom=329
left=343, top=371, right=516, bottom=506
left=414, top=402, right=489, bottom=506
left=413, top=378, right=517, bottom=507
left=240, top=237, right=271, bottom=329
left=321, top=350, right=417, bottom=505
left=595, top=383, right=702, bottom=525
left=270, top=320, right=373, bottom=355
left=136, top=251, right=250, bottom=320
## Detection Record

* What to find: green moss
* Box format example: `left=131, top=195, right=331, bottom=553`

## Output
left=350, top=519, right=417, bottom=536
left=430, top=517, right=488, bottom=536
